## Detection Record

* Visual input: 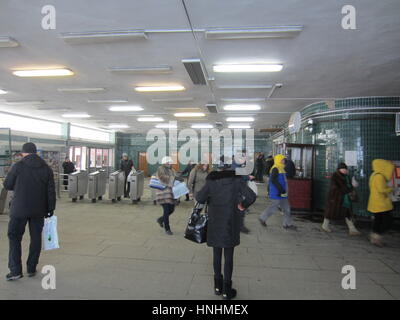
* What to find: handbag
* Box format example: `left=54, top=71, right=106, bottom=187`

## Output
left=149, top=177, right=167, bottom=190
left=184, top=202, right=208, bottom=244
left=172, top=180, right=190, bottom=199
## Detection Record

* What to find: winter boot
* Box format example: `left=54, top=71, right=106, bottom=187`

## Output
left=321, top=218, right=332, bottom=233
left=214, top=275, right=223, bottom=296
left=345, top=218, right=361, bottom=236
left=370, top=233, right=384, bottom=247
left=222, top=280, right=237, bottom=300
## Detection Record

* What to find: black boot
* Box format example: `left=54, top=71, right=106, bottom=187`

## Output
left=214, top=276, right=223, bottom=296
left=222, top=280, right=237, bottom=300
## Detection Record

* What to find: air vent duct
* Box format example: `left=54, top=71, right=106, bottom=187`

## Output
left=206, top=103, right=218, bottom=113
left=182, top=59, right=207, bottom=85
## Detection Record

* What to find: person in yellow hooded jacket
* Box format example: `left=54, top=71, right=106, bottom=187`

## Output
left=259, top=154, right=297, bottom=230
left=368, top=159, right=395, bottom=247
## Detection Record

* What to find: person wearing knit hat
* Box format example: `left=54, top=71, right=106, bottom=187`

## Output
left=322, top=162, right=361, bottom=235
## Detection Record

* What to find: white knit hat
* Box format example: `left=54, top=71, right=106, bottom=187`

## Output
left=161, top=156, right=173, bottom=165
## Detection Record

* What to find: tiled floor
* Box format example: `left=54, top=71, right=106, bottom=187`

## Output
left=0, top=183, right=399, bottom=300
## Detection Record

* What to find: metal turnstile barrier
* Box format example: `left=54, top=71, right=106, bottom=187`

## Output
left=88, top=170, right=107, bottom=203
left=68, top=170, right=88, bottom=202
left=128, top=170, right=144, bottom=204
left=109, top=170, right=125, bottom=203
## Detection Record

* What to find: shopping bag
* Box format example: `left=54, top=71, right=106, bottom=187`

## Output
left=247, top=180, right=258, bottom=196
left=172, top=180, right=189, bottom=199
left=149, top=177, right=167, bottom=190
left=43, top=216, right=59, bottom=251
left=184, top=203, right=208, bottom=244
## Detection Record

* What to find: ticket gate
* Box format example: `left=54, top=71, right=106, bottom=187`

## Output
left=88, top=170, right=107, bottom=203
left=128, top=170, right=144, bottom=204
left=109, top=170, right=125, bottom=203
left=68, top=170, right=88, bottom=202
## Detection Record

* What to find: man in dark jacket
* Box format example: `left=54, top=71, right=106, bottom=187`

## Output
left=284, top=158, right=296, bottom=179
left=62, top=157, right=75, bottom=190
left=181, top=160, right=196, bottom=201
left=196, top=167, right=256, bottom=300
left=3, top=142, right=56, bottom=281
left=255, top=153, right=265, bottom=182
left=120, top=153, right=134, bottom=198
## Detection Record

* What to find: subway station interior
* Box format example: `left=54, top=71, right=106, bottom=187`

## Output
left=0, top=0, right=400, bottom=301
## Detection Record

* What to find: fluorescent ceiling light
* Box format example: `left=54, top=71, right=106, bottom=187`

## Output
left=88, top=99, right=128, bottom=103
left=226, top=117, right=255, bottom=122
left=174, top=112, right=205, bottom=117
left=107, top=124, right=129, bottom=129
left=223, top=104, right=261, bottom=111
left=155, top=123, right=177, bottom=129
left=62, top=113, right=91, bottom=118
left=37, top=107, right=71, bottom=111
left=13, top=68, right=74, bottom=77
left=213, top=64, right=283, bottom=73
left=152, top=97, right=194, bottom=102
left=218, top=85, right=273, bottom=89
left=109, top=66, right=172, bottom=74
left=137, top=117, right=164, bottom=122
left=164, top=107, right=201, bottom=111
left=5, top=100, right=44, bottom=105
left=228, top=124, right=251, bottom=129
left=221, top=98, right=265, bottom=102
left=0, top=36, right=19, bottom=47
left=205, top=26, right=303, bottom=40
left=0, top=89, right=8, bottom=94
left=191, top=124, right=213, bottom=129
left=58, top=88, right=105, bottom=93
left=60, top=30, right=147, bottom=43
left=135, top=85, right=185, bottom=92
left=109, top=105, right=144, bottom=112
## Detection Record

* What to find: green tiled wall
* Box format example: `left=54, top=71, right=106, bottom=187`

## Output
left=271, top=97, right=400, bottom=217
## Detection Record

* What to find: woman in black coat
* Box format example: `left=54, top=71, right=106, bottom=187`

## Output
left=196, top=168, right=257, bottom=300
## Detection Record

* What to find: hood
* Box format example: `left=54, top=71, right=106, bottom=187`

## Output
left=372, top=159, right=394, bottom=181
left=272, top=154, right=286, bottom=172
left=21, top=154, right=47, bottom=168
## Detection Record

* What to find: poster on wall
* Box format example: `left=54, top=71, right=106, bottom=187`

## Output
left=345, top=151, right=358, bottom=166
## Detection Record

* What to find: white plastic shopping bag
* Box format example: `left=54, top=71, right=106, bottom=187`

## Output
left=43, top=216, right=60, bottom=251
left=172, top=180, right=190, bottom=199
left=247, top=180, right=258, bottom=196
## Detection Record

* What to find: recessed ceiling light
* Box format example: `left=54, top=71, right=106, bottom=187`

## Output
left=13, top=68, right=74, bottom=77
left=137, top=117, right=164, bottom=122
left=226, top=117, right=255, bottom=122
left=62, top=113, right=91, bottom=118
left=213, top=64, right=283, bottom=73
left=174, top=112, right=205, bottom=117
left=58, top=88, right=105, bottom=93
left=107, top=124, right=129, bottom=129
left=135, top=85, right=185, bottom=92
left=155, top=123, right=177, bottom=129
left=191, top=124, right=213, bottom=129
left=108, top=66, right=172, bottom=74
left=228, top=124, right=251, bottom=129
left=223, top=104, right=261, bottom=111
left=0, top=89, right=8, bottom=94
left=109, top=105, right=144, bottom=112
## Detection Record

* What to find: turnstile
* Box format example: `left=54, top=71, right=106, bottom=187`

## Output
left=88, top=170, right=107, bottom=203
left=109, top=170, right=125, bottom=203
left=128, top=170, right=144, bottom=204
left=68, top=170, right=88, bottom=202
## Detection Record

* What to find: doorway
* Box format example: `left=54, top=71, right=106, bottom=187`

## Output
left=138, top=152, right=149, bottom=177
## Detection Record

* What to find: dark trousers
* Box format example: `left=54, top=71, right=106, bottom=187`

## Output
left=8, top=216, right=44, bottom=275
left=255, top=166, right=264, bottom=182
left=372, top=211, right=393, bottom=234
left=160, top=204, right=175, bottom=231
left=124, top=175, right=130, bottom=197
left=213, top=247, right=234, bottom=282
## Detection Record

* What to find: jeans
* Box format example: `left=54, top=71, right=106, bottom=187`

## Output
left=260, top=198, right=292, bottom=227
left=160, top=204, right=175, bottom=231
left=213, top=247, right=234, bottom=282
left=8, top=216, right=44, bottom=275
left=372, top=211, right=393, bottom=234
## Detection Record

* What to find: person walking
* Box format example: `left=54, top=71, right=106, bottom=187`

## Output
left=188, top=163, right=210, bottom=201
left=284, top=157, right=296, bottom=179
left=368, top=159, right=395, bottom=247
left=62, top=157, right=75, bottom=190
left=321, top=163, right=361, bottom=235
left=120, top=153, right=134, bottom=198
left=155, top=156, right=177, bottom=235
left=258, top=154, right=297, bottom=230
left=181, top=160, right=196, bottom=201
left=255, top=153, right=265, bottom=182
left=196, top=166, right=257, bottom=300
left=3, top=142, right=56, bottom=281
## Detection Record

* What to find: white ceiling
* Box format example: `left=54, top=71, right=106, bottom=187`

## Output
left=0, top=0, right=399, bottom=133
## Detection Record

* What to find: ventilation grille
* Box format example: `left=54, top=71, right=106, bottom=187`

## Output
left=182, top=59, right=207, bottom=85
left=206, top=104, right=218, bottom=113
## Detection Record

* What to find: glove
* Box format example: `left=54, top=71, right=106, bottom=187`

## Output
left=45, top=211, right=54, bottom=218
left=280, top=193, right=288, bottom=198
